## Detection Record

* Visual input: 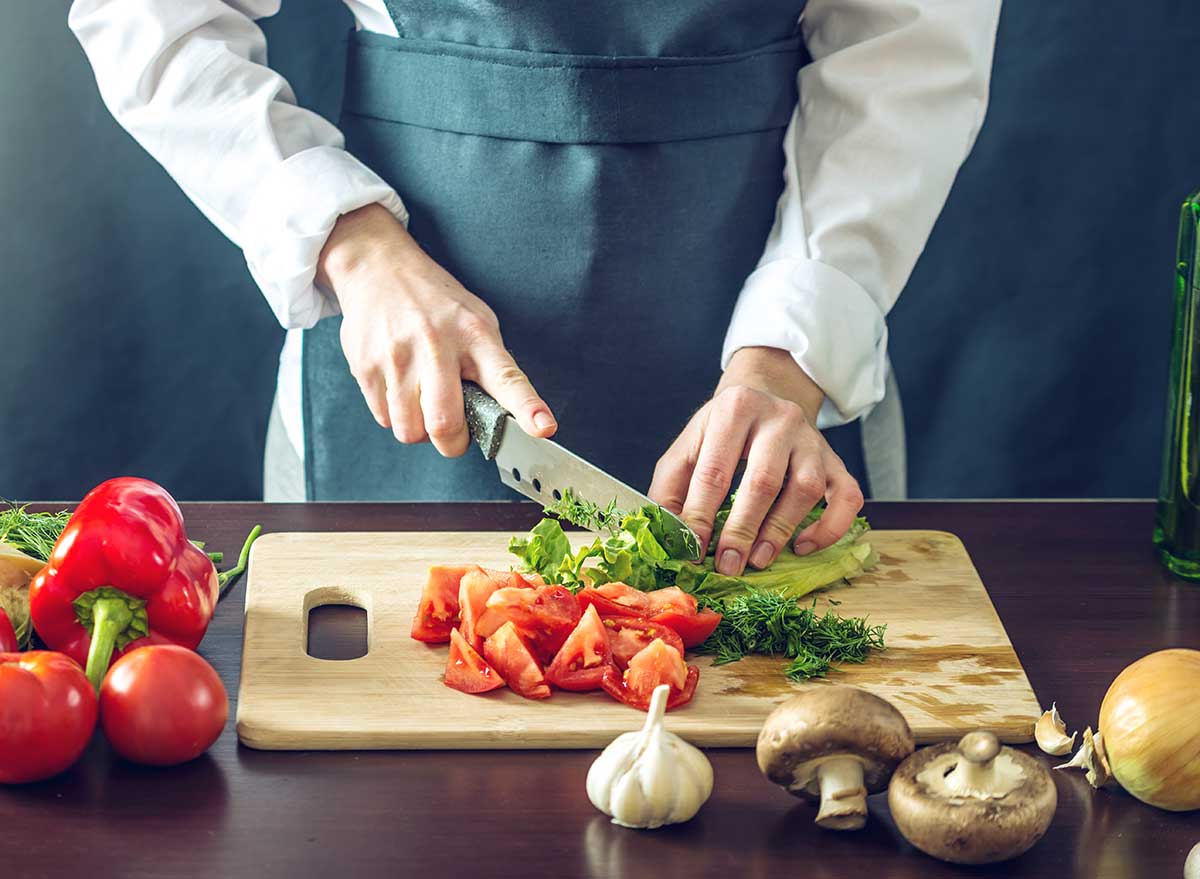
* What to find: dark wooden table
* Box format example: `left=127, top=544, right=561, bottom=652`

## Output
left=3, top=501, right=1199, bottom=878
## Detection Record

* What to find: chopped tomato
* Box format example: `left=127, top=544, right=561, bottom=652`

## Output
left=444, top=628, right=506, bottom=694
left=459, top=568, right=525, bottom=651
left=594, top=582, right=654, bottom=613
left=642, top=586, right=698, bottom=617
left=577, top=588, right=642, bottom=619
left=650, top=607, right=722, bottom=648
left=411, top=565, right=476, bottom=643
left=482, top=622, right=551, bottom=700
left=546, top=605, right=612, bottom=692
left=600, top=638, right=699, bottom=711
left=485, top=583, right=581, bottom=663
left=601, top=616, right=685, bottom=669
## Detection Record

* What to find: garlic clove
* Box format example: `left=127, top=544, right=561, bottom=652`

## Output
left=1035, top=702, right=1077, bottom=756
left=1054, top=726, right=1111, bottom=788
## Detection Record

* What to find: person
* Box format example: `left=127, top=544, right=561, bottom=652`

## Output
left=69, top=0, right=1000, bottom=577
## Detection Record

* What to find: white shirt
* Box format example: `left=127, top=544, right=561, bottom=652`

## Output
left=68, top=0, right=1001, bottom=461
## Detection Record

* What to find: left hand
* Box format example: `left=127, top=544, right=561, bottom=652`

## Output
left=648, top=347, right=864, bottom=576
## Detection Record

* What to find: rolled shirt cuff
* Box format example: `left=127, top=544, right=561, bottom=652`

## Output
left=241, top=145, right=409, bottom=330
left=721, top=258, right=888, bottom=429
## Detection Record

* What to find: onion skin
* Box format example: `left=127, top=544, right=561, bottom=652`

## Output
left=1098, top=649, right=1200, bottom=812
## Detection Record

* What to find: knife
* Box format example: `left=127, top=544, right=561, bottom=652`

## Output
left=462, top=381, right=703, bottom=561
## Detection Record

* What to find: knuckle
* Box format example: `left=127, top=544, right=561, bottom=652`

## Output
left=493, top=362, right=529, bottom=387
left=759, top=512, right=797, bottom=541
left=692, top=462, right=732, bottom=492
left=720, top=384, right=762, bottom=417
left=719, top=520, right=758, bottom=546
left=744, top=469, right=784, bottom=498
left=839, top=483, right=866, bottom=509
left=425, top=411, right=464, bottom=439
left=458, top=311, right=499, bottom=347
left=791, top=475, right=826, bottom=502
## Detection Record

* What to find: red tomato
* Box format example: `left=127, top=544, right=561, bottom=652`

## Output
left=594, top=582, right=654, bottom=613
left=410, top=565, right=476, bottom=643
left=643, top=587, right=698, bottom=617
left=99, top=645, right=227, bottom=766
left=576, top=588, right=642, bottom=619
left=485, top=583, right=581, bottom=663
left=458, top=568, right=522, bottom=651
left=0, top=651, right=98, bottom=783
left=482, top=622, right=551, bottom=700
left=546, top=605, right=612, bottom=691
left=600, top=639, right=699, bottom=711
left=444, top=628, right=506, bottom=694
left=601, top=616, right=685, bottom=669
left=650, top=607, right=722, bottom=648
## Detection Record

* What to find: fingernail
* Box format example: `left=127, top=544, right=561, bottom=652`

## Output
left=717, top=549, right=742, bottom=576
left=794, top=540, right=817, bottom=556
left=748, top=541, right=774, bottom=569
left=533, top=411, right=555, bottom=431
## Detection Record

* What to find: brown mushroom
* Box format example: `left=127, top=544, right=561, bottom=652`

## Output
left=888, top=730, right=1057, bottom=865
left=756, top=685, right=915, bottom=830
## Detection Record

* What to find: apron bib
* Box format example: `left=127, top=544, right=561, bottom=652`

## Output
left=303, top=0, right=873, bottom=500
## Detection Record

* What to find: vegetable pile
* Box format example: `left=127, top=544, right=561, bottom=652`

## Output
left=0, top=478, right=256, bottom=784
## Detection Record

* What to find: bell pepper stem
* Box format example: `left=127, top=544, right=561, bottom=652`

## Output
left=84, top=597, right=134, bottom=692
left=218, top=525, right=262, bottom=600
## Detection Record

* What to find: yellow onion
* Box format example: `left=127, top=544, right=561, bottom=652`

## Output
left=1098, top=649, right=1200, bottom=811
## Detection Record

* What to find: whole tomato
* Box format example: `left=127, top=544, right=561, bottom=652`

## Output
left=100, top=645, right=228, bottom=766
left=0, top=651, right=98, bottom=783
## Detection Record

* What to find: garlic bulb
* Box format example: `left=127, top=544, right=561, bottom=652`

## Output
left=1185, top=842, right=1200, bottom=879
left=1035, top=702, right=1076, bottom=756
left=586, top=684, right=713, bottom=829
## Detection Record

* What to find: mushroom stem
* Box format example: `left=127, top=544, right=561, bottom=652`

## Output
left=814, top=757, right=869, bottom=830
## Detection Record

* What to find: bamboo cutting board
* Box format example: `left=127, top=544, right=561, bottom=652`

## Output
left=236, top=530, right=1041, bottom=750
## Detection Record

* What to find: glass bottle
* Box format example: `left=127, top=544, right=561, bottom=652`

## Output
left=1155, top=189, right=1200, bottom=578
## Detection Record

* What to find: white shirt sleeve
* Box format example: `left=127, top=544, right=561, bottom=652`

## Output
left=722, top=0, right=1002, bottom=428
left=67, top=0, right=408, bottom=331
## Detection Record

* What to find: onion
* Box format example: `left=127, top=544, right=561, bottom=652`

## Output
left=1098, top=649, right=1200, bottom=812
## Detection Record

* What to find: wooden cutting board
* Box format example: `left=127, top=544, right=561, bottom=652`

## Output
left=236, top=530, right=1041, bottom=750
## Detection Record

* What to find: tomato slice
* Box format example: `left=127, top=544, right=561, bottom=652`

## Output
left=482, top=622, right=551, bottom=700
left=600, top=638, right=699, bottom=711
left=594, top=582, right=654, bottom=613
left=642, top=586, right=698, bottom=617
left=577, top=588, right=644, bottom=619
left=650, top=607, right=722, bottom=648
left=459, top=568, right=525, bottom=651
left=485, top=583, right=581, bottom=663
left=601, top=615, right=685, bottom=669
left=444, top=628, right=506, bottom=694
left=545, top=605, right=613, bottom=692
left=410, top=565, right=476, bottom=643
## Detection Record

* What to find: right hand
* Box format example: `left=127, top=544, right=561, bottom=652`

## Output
left=316, top=203, right=557, bottom=457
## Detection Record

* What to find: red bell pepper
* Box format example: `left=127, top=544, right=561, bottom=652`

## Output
left=28, top=478, right=218, bottom=691
left=0, top=610, right=17, bottom=653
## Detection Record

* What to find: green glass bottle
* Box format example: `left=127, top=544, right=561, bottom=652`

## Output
left=1155, top=189, right=1200, bottom=579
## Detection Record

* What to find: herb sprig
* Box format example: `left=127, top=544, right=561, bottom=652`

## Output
left=699, top=590, right=886, bottom=681
left=0, top=502, right=71, bottom=561
left=543, top=489, right=623, bottom=535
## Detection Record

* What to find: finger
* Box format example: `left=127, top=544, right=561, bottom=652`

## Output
left=678, top=412, right=751, bottom=562
left=355, top=367, right=391, bottom=429
left=715, top=430, right=793, bottom=576
left=744, top=448, right=826, bottom=571
left=418, top=355, right=470, bottom=458
left=470, top=343, right=557, bottom=438
left=793, top=454, right=865, bottom=554
left=648, top=419, right=703, bottom=516
left=385, top=374, right=428, bottom=445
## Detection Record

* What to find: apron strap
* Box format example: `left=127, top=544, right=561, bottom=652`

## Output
left=860, top=356, right=908, bottom=500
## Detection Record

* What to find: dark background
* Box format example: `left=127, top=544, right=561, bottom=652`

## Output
left=1, top=2, right=1194, bottom=501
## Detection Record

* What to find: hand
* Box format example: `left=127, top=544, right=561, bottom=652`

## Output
left=316, top=204, right=557, bottom=456
left=649, top=347, right=864, bottom=575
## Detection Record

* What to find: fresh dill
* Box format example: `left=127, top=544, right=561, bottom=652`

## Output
left=543, top=488, right=624, bottom=535
left=0, top=502, right=70, bottom=561
left=698, top=589, right=886, bottom=681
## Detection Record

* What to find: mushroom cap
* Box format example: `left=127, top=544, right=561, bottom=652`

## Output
left=756, top=685, right=915, bottom=799
left=888, top=737, right=1057, bottom=865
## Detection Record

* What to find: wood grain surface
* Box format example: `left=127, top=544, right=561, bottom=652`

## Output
left=237, top=529, right=1040, bottom=749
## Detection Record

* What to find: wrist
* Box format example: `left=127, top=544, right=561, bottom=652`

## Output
left=720, top=346, right=824, bottom=424
left=316, top=203, right=421, bottom=299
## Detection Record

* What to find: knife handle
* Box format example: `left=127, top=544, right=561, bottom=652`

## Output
left=462, top=381, right=509, bottom=460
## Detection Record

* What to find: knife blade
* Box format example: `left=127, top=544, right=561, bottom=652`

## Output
left=462, top=381, right=703, bottom=561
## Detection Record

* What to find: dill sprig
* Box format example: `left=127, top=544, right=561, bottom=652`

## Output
left=543, top=488, right=624, bottom=535
left=699, top=589, right=886, bottom=681
left=0, top=502, right=70, bottom=561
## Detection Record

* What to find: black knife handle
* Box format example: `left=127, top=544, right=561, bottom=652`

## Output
left=463, top=381, right=509, bottom=460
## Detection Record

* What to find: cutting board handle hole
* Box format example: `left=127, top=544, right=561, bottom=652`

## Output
left=305, top=589, right=369, bottom=661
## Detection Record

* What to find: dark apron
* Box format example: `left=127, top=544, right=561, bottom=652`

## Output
left=303, top=0, right=866, bottom=500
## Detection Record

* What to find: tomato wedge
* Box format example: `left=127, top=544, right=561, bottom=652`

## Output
left=545, top=605, right=612, bottom=692
left=600, top=638, right=699, bottom=711
left=482, top=622, right=551, bottom=700
left=601, top=616, right=685, bottom=669
left=411, top=565, right=477, bottom=643
left=649, top=607, right=722, bottom=648
left=459, top=568, right=524, bottom=651
left=444, top=628, right=505, bottom=694
left=485, top=583, right=581, bottom=663
left=643, top=586, right=698, bottom=616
